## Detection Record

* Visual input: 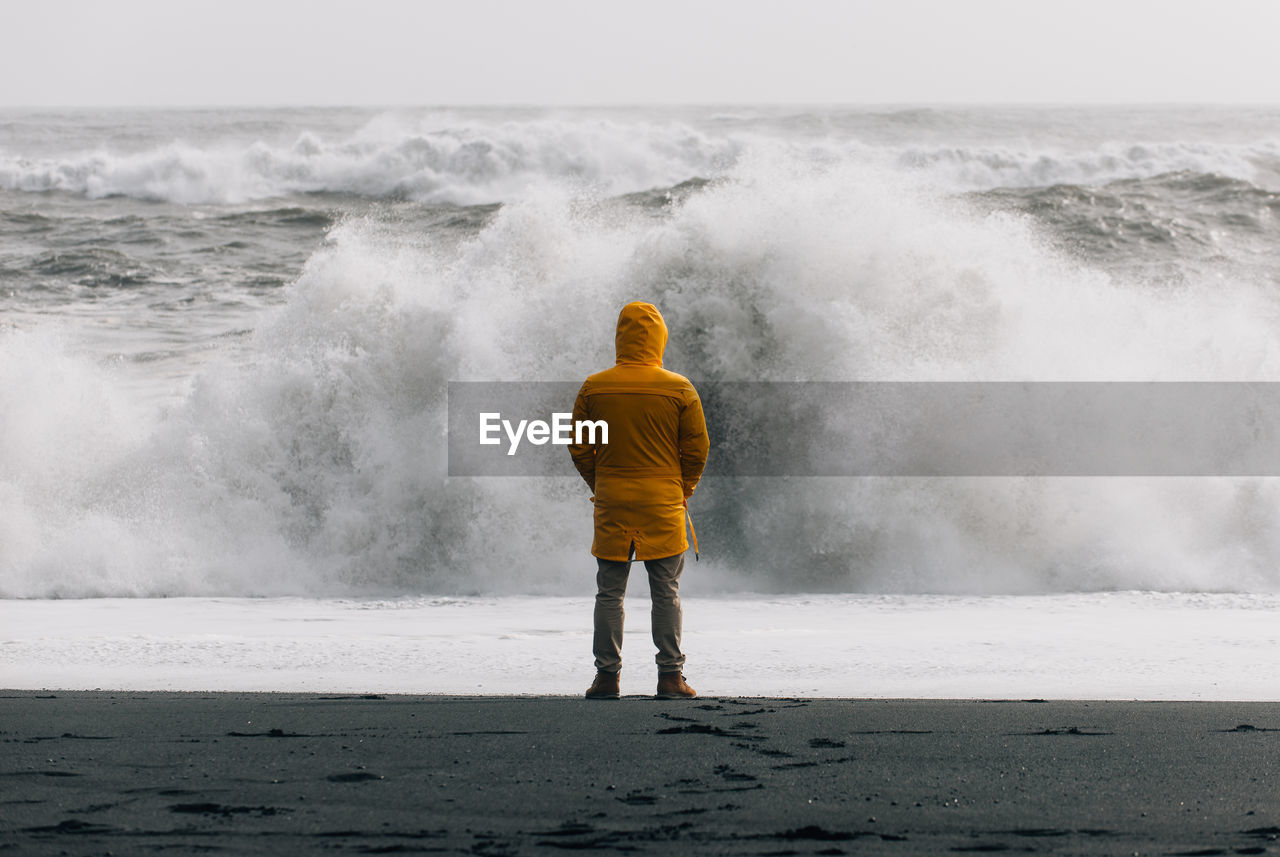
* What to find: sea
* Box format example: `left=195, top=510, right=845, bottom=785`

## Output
left=3, top=105, right=1280, bottom=698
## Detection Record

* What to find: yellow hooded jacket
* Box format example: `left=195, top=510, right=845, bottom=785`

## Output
left=569, top=302, right=709, bottom=561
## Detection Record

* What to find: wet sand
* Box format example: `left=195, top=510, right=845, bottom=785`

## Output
left=2, top=693, right=1278, bottom=855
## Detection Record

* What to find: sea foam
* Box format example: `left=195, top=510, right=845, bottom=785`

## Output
left=4, top=155, right=1280, bottom=597
left=0, top=116, right=742, bottom=205
left=2, top=111, right=1278, bottom=205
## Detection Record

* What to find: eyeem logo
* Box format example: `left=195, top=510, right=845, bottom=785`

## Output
left=479, top=412, right=608, bottom=456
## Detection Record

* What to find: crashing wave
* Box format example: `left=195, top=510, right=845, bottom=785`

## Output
left=5, top=154, right=1280, bottom=597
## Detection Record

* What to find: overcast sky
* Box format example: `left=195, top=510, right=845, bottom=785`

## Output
left=2, top=0, right=1278, bottom=107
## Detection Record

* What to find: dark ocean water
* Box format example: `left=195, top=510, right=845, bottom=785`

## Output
left=4, top=106, right=1280, bottom=597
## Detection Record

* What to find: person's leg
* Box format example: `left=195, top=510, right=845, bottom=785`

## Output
left=592, top=555, right=631, bottom=673
left=644, top=552, right=686, bottom=673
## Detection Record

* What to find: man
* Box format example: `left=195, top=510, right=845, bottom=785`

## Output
left=569, top=301, right=709, bottom=700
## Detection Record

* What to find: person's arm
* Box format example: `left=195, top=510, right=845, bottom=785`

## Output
left=568, top=385, right=597, bottom=491
left=678, top=387, right=709, bottom=499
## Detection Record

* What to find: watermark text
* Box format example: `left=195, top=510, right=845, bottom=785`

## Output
left=479, top=412, right=608, bottom=456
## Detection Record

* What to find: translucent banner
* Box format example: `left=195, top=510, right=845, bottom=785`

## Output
left=447, top=382, right=1280, bottom=477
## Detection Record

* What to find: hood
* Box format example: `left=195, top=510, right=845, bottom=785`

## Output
left=615, top=301, right=668, bottom=366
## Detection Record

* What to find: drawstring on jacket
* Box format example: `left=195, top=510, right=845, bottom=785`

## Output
left=684, top=503, right=699, bottom=561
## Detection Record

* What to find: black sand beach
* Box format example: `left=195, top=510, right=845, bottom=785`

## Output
left=2, top=693, right=1278, bottom=855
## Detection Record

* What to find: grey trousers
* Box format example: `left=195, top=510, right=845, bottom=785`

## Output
left=592, top=551, right=686, bottom=674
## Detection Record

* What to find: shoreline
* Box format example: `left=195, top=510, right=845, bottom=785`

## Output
left=4, top=692, right=1278, bottom=855
left=5, top=593, right=1280, bottom=699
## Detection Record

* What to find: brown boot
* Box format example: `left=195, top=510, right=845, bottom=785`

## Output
left=585, top=670, right=620, bottom=699
left=655, top=672, right=696, bottom=699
